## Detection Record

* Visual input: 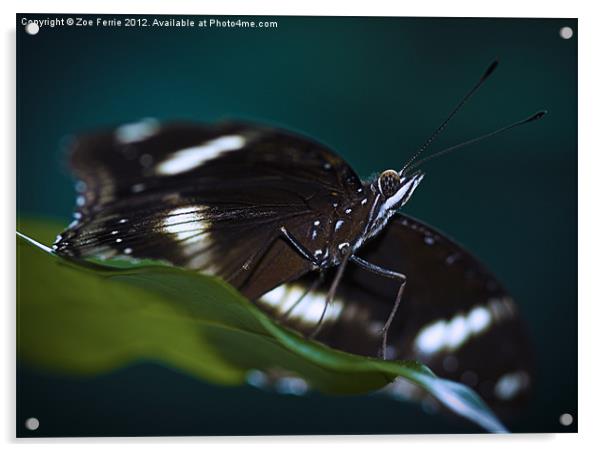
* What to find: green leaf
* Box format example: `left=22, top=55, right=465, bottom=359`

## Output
left=16, top=218, right=508, bottom=433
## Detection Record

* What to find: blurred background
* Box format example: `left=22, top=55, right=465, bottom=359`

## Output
left=17, top=14, right=577, bottom=435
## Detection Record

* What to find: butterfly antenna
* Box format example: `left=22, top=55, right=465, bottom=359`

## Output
left=400, top=59, right=499, bottom=174
left=16, top=231, right=54, bottom=254
left=405, top=110, right=547, bottom=171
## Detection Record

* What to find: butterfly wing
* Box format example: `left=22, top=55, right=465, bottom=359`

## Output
left=54, top=120, right=364, bottom=299
left=258, top=213, right=534, bottom=413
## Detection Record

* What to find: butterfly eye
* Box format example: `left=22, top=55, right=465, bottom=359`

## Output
left=377, top=170, right=401, bottom=198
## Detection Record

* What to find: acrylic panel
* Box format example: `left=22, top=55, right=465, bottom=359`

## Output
left=16, top=14, right=577, bottom=436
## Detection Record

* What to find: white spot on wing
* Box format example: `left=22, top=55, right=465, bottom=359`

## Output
left=413, top=304, right=494, bottom=355
left=115, top=118, right=160, bottom=144
left=161, top=206, right=218, bottom=273
left=334, top=219, right=344, bottom=231
left=75, top=181, right=86, bottom=192
left=467, top=306, right=491, bottom=334
left=246, top=369, right=268, bottom=389
left=446, top=253, right=459, bottom=265
left=259, top=284, right=343, bottom=326
left=259, top=285, right=286, bottom=309
left=156, top=135, right=246, bottom=175
left=131, top=183, right=146, bottom=193
left=386, top=377, right=422, bottom=401
left=488, top=296, right=516, bottom=322
left=275, top=376, right=309, bottom=395
left=162, top=206, right=210, bottom=243
left=494, top=371, right=530, bottom=400
left=446, top=315, right=468, bottom=349
left=414, top=320, right=447, bottom=355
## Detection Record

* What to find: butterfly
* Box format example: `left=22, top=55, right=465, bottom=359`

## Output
left=53, top=60, right=543, bottom=411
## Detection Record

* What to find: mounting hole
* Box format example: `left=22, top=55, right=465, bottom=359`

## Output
left=559, top=26, right=573, bottom=40
left=25, top=417, right=39, bottom=431
left=559, top=413, right=573, bottom=426
left=25, top=22, right=40, bottom=35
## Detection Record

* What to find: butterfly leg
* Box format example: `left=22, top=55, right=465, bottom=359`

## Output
left=283, top=272, right=325, bottom=320
left=350, top=255, right=407, bottom=359
left=232, top=227, right=319, bottom=289
left=310, top=253, right=351, bottom=339
left=279, top=226, right=320, bottom=265
left=279, top=226, right=347, bottom=338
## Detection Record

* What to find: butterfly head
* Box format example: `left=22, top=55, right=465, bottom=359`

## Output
left=376, top=169, right=424, bottom=210
left=362, top=169, right=424, bottom=242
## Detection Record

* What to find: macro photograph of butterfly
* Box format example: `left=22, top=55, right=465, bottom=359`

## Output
left=16, top=14, right=577, bottom=436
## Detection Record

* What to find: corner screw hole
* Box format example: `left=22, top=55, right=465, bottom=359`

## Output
left=25, top=417, right=39, bottom=431
left=559, top=27, right=573, bottom=40
left=559, top=413, right=573, bottom=426
left=25, top=22, right=40, bottom=35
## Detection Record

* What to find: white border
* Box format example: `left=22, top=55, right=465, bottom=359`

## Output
left=3, top=0, right=599, bottom=450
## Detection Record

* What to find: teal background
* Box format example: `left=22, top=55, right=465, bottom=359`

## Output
left=17, top=14, right=577, bottom=435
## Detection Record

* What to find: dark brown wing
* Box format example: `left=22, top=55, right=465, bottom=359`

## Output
left=258, top=213, right=534, bottom=414
left=54, top=119, right=364, bottom=299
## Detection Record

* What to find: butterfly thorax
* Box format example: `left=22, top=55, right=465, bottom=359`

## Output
left=307, top=185, right=378, bottom=268
left=317, top=169, right=425, bottom=268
